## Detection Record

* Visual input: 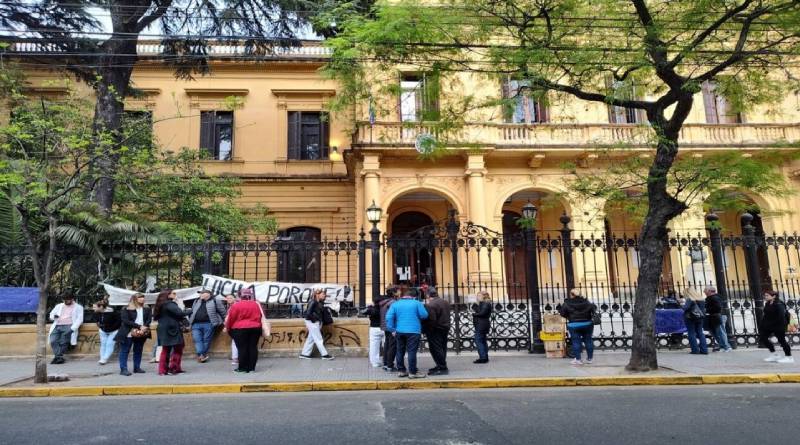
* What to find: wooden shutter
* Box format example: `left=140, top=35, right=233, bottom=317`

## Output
left=287, top=111, right=301, bottom=160
left=501, top=78, right=513, bottom=123
left=701, top=81, right=719, bottom=124
left=320, top=112, right=330, bottom=159
left=422, top=72, right=441, bottom=121
left=199, top=111, right=215, bottom=157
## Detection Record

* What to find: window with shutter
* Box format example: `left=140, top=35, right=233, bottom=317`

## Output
left=287, top=111, right=329, bottom=160
left=501, top=78, right=549, bottom=123
left=702, top=81, right=742, bottom=124
left=606, top=79, right=644, bottom=124
left=199, top=111, right=233, bottom=160
left=277, top=227, right=322, bottom=283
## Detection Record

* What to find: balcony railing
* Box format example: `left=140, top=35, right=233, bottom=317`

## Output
left=353, top=121, right=800, bottom=149
left=9, top=40, right=331, bottom=58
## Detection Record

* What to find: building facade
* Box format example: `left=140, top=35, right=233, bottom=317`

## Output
left=10, top=41, right=800, bottom=306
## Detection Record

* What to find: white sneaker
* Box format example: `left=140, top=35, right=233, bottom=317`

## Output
left=584, top=359, right=593, bottom=364
left=98, top=360, right=106, bottom=365
left=570, top=359, right=583, bottom=365
left=723, top=348, right=733, bottom=352
left=778, top=356, right=795, bottom=364
left=764, top=353, right=781, bottom=362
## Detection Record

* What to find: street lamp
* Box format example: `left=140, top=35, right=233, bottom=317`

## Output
left=366, top=201, right=383, bottom=305
left=522, top=201, right=538, bottom=221
left=521, top=201, right=544, bottom=353
left=366, top=200, right=382, bottom=225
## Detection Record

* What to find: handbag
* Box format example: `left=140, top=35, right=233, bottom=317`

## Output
left=179, top=318, right=191, bottom=333
left=257, top=303, right=271, bottom=338
left=688, top=301, right=704, bottom=320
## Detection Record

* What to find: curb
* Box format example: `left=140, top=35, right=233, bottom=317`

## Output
left=2, top=373, right=799, bottom=398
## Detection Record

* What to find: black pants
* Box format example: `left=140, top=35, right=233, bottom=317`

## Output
left=231, top=327, right=261, bottom=371
left=760, top=328, right=792, bottom=356
left=426, top=328, right=448, bottom=369
left=383, top=330, right=396, bottom=367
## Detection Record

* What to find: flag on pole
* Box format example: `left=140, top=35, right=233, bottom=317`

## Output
left=368, top=95, right=376, bottom=125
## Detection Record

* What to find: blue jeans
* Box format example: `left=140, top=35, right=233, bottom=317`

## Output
left=395, top=333, right=421, bottom=374
left=98, top=330, right=117, bottom=362
left=685, top=318, right=708, bottom=354
left=475, top=330, right=489, bottom=361
left=192, top=322, right=215, bottom=357
left=118, top=337, right=146, bottom=371
left=711, top=315, right=731, bottom=350
left=567, top=324, right=594, bottom=360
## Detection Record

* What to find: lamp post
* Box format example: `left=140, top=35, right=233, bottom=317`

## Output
left=329, top=146, right=343, bottom=162
left=522, top=202, right=544, bottom=353
left=366, top=201, right=383, bottom=304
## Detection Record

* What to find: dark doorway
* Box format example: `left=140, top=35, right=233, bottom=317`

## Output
left=502, top=210, right=527, bottom=300
left=390, top=212, right=435, bottom=286
left=277, top=227, right=321, bottom=283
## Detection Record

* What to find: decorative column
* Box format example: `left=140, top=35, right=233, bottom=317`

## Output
left=360, top=154, right=382, bottom=302
left=465, top=154, right=496, bottom=285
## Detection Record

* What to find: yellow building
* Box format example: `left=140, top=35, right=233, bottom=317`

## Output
left=10, top=40, right=800, bottom=348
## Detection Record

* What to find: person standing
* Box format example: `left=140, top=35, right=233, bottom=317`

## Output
left=115, top=293, right=151, bottom=376
left=386, top=287, right=429, bottom=378
left=380, top=287, right=399, bottom=371
left=189, top=289, right=227, bottom=363
left=48, top=293, right=84, bottom=364
left=225, top=288, right=264, bottom=373
left=223, top=294, right=239, bottom=366
left=153, top=289, right=190, bottom=376
left=299, top=289, right=335, bottom=360
left=681, top=288, right=708, bottom=355
left=760, top=290, right=794, bottom=363
left=472, top=291, right=493, bottom=364
left=704, top=287, right=733, bottom=352
left=365, top=294, right=385, bottom=368
left=94, top=299, right=121, bottom=365
left=424, top=288, right=451, bottom=375
left=559, top=289, right=598, bottom=365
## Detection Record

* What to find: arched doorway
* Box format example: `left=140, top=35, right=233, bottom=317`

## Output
left=502, top=210, right=527, bottom=300
left=707, top=191, right=773, bottom=291
left=500, top=189, right=569, bottom=302
left=389, top=211, right=435, bottom=285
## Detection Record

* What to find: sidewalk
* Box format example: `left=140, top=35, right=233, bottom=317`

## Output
left=1, top=349, right=798, bottom=394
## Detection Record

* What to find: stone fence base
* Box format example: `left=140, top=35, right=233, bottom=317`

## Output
left=0, top=318, right=370, bottom=358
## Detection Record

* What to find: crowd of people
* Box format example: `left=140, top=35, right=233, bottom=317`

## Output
left=45, top=283, right=796, bottom=376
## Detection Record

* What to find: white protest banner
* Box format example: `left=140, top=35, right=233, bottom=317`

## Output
left=200, top=274, right=353, bottom=305
left=101, top=283, right=202, bottom=306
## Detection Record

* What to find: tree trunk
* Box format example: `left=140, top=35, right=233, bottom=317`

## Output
left=90, top=34, right=137, bottom=215
left=34, top=286, right=49, bottom=384
left=626, top=101, right=691, bottom=372
left=91, top=67, right=132, bottom=215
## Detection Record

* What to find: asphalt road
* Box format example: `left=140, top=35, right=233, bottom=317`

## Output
left=0, top=385, right=796, bottom=445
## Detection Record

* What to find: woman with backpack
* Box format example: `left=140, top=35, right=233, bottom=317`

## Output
left=559, top=289, right=598, bottom=365
left=760, top=290, right=794, bottom=363
left=681, top=288, right=708, bottom=355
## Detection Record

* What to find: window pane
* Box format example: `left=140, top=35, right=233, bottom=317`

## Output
left=217, top=124, right=232, bottom=161
left=401, top=79, right=421, bottom=122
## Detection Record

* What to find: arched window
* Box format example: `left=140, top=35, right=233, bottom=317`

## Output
left=277, top=227, right=322, bottom=283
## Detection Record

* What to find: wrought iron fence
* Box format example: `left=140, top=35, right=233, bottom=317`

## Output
left=3, top=210, right=800, bottom=352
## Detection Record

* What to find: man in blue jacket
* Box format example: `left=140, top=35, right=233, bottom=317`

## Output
left=386, top=285, right=429, bottom=378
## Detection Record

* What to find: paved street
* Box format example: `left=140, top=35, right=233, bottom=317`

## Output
left=0, top=385, right=797, bottom=445
left=0, top=349, right=796, bottom=387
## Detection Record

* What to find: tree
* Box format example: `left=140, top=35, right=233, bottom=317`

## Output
left=0, top=65, right=275, bottom=383
left=0, top=0, right=321, bottom=215
left=323, top=0, right=800, bottom=370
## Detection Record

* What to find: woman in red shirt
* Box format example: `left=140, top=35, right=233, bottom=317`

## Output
left=224, top=288, right=264, bottom=373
